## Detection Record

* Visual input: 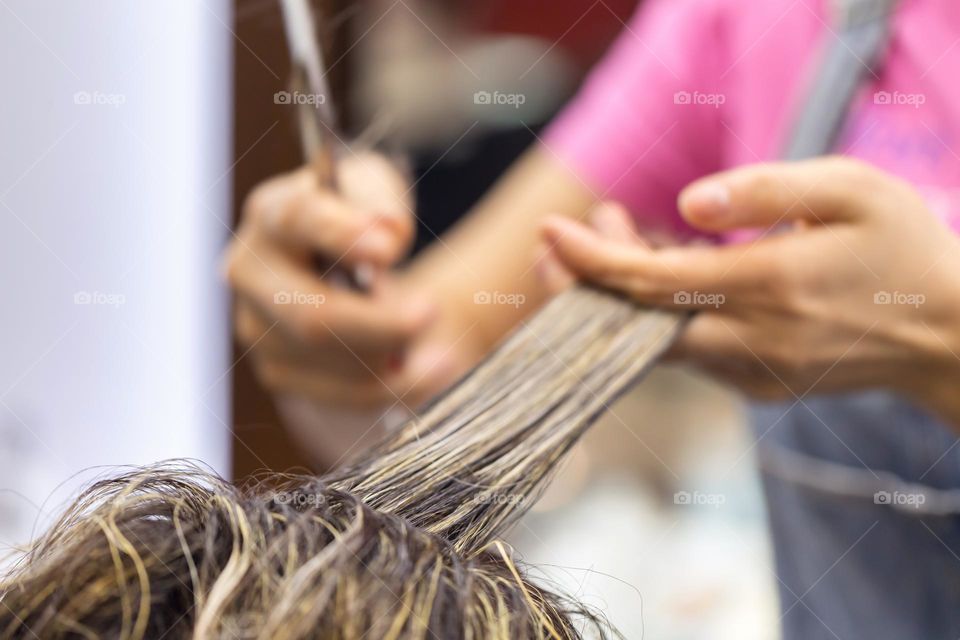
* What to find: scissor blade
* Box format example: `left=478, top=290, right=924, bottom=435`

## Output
left=279, top=0, right=340, bottom=183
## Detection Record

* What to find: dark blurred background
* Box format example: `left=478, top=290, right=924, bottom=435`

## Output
left=230, top=0, right=642, bottom=478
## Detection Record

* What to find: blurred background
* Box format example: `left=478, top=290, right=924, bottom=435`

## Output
left=0, top=1, right=777, bottom=637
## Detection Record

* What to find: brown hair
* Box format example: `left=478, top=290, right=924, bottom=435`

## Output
left=0, top=288, right=682, bottom=639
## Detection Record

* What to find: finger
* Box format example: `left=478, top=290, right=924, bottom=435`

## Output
left=235, top=299, right=274, bottom=348
left=387, top=343, right=463, bottom=403
left=664, top=315, right=782, bottom=398
left=291, top=284, right=437, bottom=354
left=667, top=315, right=796, bottom=398
left=536, top=202, right=637, bottom=294
left=337, top=151, right=415, bottom=232
left=226, top=243, right=436, bottom=352
left=254, top=358, right=400, bottom=409
left=542, top=216, right=771, bottom=307
left=588, top=202, right=641, bottom=244
left=236, top=299, right=317, bottom=365
left=534, top=241, right=576, bottom=294
left=255, top=343, right=458, bottom=410
left=244, top=167, right=409, bottom=267
left=678, top=157, right=893, bottom=233
left=236, top=299, right=392, bottom=372
left=664, top=314, right=747, bottom=362
left=337, top=151, right=416, bottom=265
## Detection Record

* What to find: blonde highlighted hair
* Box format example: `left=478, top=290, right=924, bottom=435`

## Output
left=0, top=288, right=682, bottom=639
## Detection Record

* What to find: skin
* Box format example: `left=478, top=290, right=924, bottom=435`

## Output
left=224, top=147, right=595, bottom=461
left=542, top=157, right=960, bottom=429
left=224, top=151, right=960, bottom=463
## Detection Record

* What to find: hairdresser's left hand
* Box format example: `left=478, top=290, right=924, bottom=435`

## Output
left=541, top=157, right=960, bottom=428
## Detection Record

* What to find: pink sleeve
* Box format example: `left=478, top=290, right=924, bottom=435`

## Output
left=543, top=0, right=729, bottom=240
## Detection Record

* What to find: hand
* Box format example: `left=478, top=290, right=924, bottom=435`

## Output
left=223, top=151, right=451, bottom=410
left=541, top=158, right=960, bottom=427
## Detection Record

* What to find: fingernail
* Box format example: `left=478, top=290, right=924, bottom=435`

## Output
left=385, top=350, right=405, bottom=374
left=403, top=295, right=439, bottom=327
left=356, top=228, right=394, bottom=259
left=372, top=206, right=408, bottom=224
left=543, top=216, right=593, bottom=241
left=591, top=206, right=626, bottom=239
left=405, top=344, right=454, bottom=387
left=592, top=203, right=639, bottom=242
left=535, top=249, right=575, bottom=292
left=541, top=217, right=573, bottom=242
left=680, top=182, right=730, bottom=221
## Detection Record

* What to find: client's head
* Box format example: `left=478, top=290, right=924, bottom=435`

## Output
left=0, top=289, right=673, bottom=639
left=0, top=463, right=607, bottom=639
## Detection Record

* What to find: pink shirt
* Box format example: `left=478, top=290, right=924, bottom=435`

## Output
left=544, top=0, right=960, bottom=239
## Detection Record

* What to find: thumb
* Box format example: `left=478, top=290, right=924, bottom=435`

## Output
left=338, top=150, right=416, bottom=251
left=678, top=157, right=888, bottom=233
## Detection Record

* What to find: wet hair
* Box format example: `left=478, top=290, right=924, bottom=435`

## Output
left=0, top=288, right=682, bottom=639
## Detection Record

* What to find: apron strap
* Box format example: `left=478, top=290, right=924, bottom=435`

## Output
left=782, top=0, right=899, bottom=160
left=754, top=1, right=960, bottom=515
left=758, top=442, right=960, bottom=517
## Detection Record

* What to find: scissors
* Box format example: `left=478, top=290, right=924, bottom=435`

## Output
left=279, top=0, right=373, bottom=289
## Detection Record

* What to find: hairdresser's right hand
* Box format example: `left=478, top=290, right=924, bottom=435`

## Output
left=223, top=151, right=443, bottom=409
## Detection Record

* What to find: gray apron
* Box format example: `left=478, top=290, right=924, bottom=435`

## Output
left=758, top=1, right=960, bottom=637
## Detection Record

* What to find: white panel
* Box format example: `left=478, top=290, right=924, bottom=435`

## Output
left=0, top=0, right=233, bottom=546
